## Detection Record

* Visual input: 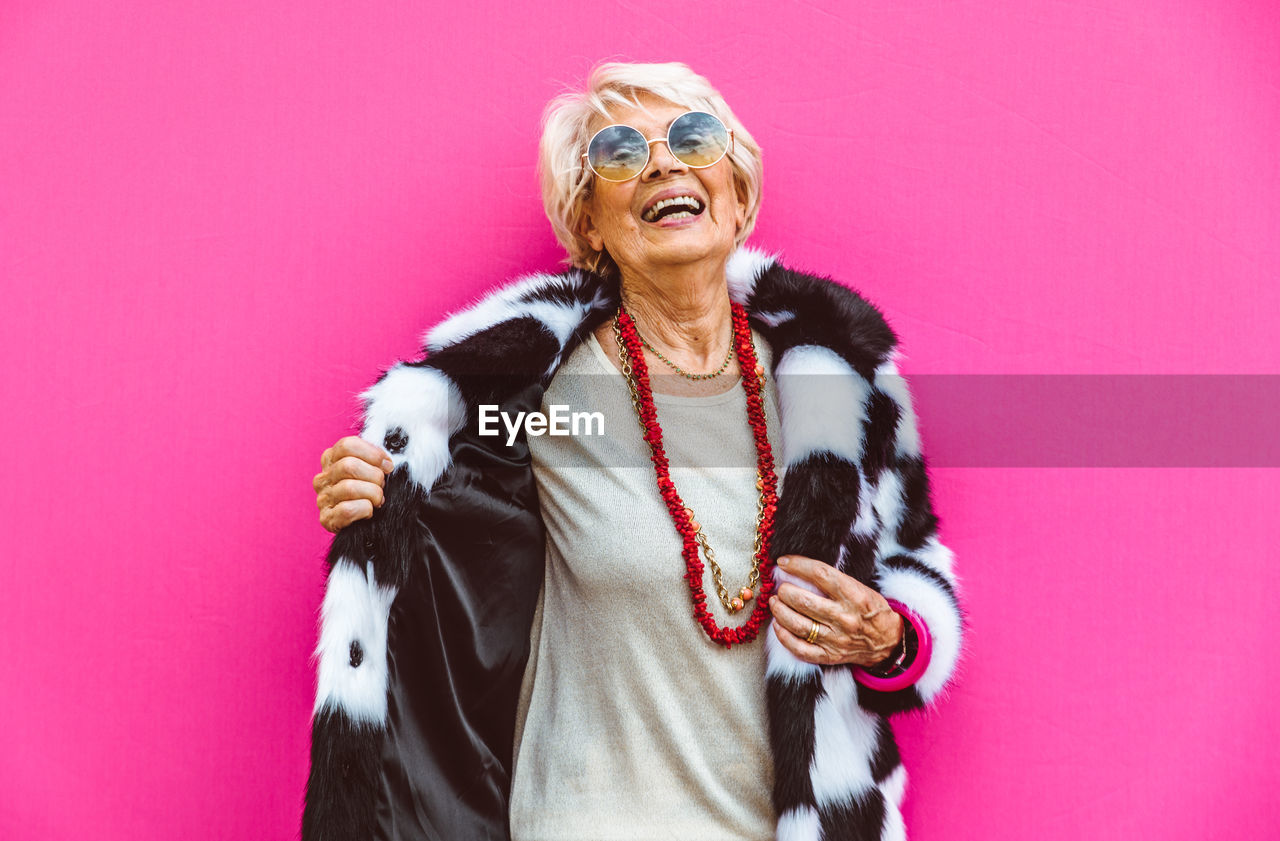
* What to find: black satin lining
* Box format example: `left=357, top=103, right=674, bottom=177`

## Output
left=377, top=384, right=547, bottom=841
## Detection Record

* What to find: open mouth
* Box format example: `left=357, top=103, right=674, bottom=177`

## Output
left=642, top=195, right=706, bottom=223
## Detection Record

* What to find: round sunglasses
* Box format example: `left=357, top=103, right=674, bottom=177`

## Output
left=583, top=111, right=735, bottom=182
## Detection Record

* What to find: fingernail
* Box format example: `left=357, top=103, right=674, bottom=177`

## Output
left=382, top=458, right=394, bottom=472
left=778, top=555, right=789, bottom=567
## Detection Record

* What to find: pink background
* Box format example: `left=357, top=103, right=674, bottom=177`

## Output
left=3, top=1, right=1278, bottom=839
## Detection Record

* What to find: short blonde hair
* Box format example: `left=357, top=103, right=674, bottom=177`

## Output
left=537, top=62, right=764, bottom=277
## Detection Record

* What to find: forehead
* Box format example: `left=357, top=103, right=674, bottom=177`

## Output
left=590, top=92, right=688, bottom=134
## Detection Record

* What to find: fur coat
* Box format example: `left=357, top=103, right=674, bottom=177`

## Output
left=302, top=248, right=964, bottom=841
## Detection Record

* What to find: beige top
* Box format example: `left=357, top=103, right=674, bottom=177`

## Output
left=510, top=327, right=785, bottom=841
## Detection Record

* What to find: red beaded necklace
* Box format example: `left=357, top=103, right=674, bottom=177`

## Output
left=611, top=301, right=780, bottom=648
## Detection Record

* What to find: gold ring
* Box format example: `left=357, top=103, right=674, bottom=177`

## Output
left=806, top=621, right=824, bottom=645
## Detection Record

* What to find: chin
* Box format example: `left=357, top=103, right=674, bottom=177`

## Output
left=647, top=231, right=735, bottom=265
left=646, top=246, right=728, bottom=271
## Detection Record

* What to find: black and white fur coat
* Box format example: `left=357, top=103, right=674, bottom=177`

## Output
left=302, top=248, right=964, bottom=841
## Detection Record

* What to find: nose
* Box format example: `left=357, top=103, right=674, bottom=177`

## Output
left=642, top=138, right=687, bottom=181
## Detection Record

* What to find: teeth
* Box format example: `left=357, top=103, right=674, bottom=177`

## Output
left=643, top=195, right=704, bottom=222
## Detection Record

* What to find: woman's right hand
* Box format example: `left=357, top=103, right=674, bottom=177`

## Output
left=314, top=436, right=395, bottom=533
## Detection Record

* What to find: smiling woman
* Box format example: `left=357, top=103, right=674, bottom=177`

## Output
left=576, top=96, right=747, bottom=288
left=305, top=61, right=963, bottom=841
left=538, top=63, right=763, bottom=281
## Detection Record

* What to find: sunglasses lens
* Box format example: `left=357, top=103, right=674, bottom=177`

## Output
left=588, top=125, right=649, bottom=181
left=668, top=112, right=730, bottom=168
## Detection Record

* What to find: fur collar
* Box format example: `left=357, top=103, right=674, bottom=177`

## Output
left=359, top=247, right=902, bottom=508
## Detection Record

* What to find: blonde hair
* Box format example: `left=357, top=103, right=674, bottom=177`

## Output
left=537, top=62, right=764, bottom=276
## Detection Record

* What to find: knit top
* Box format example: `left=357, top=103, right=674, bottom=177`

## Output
left=509, top=327, right=785, bottom=841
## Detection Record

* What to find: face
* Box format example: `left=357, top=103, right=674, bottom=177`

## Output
left=578, top=94, right=748, bottom=278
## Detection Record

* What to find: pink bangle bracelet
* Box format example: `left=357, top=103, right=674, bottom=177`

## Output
left=851, top=599, right=932, bottom=693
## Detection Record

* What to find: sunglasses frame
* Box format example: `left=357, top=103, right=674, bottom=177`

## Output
left=582, top=110, right=735, bottom=183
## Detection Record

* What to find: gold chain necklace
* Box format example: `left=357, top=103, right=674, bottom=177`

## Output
left=628, top=314, right=736, bottom=381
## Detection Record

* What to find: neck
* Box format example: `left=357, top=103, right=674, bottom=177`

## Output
left=616, top=258, right=733, bottom=368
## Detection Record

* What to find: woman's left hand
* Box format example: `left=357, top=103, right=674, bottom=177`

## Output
left=768, top=554, right=904, bottom=667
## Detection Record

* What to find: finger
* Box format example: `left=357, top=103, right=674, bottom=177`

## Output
left=769, top=592, right=837, bottom=644
left=780, top=555, right=885, bottom=616
left=776, top=554, right=843, bottom=598
left=323, top=498, right=374, bottom=532
left=318, top=478, right=385, bottom=511
left=330, top=436, right=394, bottom=473
left=773, top=581, right=843, bottom=627
left=771, top=618, right=836, bottom=666
left=328, top=455, right=388, bottom=487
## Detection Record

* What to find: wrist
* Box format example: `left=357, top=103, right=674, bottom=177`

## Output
left=867, top=611, right=907, bottom=672
left=852, top=600, right=932, bottom=691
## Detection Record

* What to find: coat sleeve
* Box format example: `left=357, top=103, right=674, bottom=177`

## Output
left=856, top=353, right=965, bottom=716
left=302, top=361, right=465, bottom=840
left=299, top=265, right=617, bottom=840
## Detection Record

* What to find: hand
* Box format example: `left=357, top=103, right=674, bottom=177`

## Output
left=768, top=554, right=904, bottom=667
left=313, top=436, right=394, bottom=533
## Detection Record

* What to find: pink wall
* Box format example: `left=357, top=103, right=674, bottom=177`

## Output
left=3, top=1, right=1277, bottom=838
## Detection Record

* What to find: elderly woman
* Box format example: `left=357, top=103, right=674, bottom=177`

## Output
left=304, top=62, right=963, bottom=841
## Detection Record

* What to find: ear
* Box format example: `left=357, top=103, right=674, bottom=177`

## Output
left=734, top=180, right=749, bottom=232
left=577, top=205, right=605, bottom=253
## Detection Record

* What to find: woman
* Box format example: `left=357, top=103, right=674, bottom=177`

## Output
left=305, top=62, right=963, bottom=841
